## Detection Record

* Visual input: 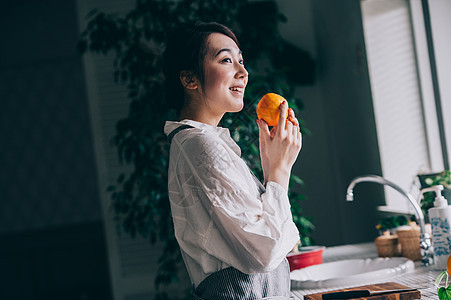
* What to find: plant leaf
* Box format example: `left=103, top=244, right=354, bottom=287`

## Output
left=438, top=286, right=451, bottom=300
left=436, top=271, right=448, bottom=288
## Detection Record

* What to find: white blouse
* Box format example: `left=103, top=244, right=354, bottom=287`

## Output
left=164, top=119, right=300, bottom=287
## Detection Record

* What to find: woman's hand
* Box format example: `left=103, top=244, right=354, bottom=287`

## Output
left=257, top=101, right=302, bottom=191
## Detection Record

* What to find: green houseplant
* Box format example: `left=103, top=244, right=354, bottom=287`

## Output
left=78, top=0, right=316, bottom=295
left=375, top=215, right=409, bottom=234
left=418, top=170, right=451, bottom=220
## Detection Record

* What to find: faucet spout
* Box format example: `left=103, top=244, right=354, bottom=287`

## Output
left=346, top=175, right=424, bottom=231
left=346, top=174, right=433, bottom=265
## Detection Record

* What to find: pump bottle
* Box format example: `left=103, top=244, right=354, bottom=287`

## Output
left=421, top=185, right=451, bottom=270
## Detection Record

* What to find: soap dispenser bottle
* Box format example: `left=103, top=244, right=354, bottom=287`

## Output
left=421, top=185, right=451, bottom=270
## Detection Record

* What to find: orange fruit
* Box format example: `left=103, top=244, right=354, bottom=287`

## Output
left=256, top=93, right=288, bottom=126
left=447, top=254, right=451, bottom=274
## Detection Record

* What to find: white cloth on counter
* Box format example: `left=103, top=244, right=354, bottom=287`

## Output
left=164, top=119, right=300, bottom=287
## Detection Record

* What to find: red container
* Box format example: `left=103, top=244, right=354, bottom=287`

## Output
left=286, top=246, right=325, bottom=271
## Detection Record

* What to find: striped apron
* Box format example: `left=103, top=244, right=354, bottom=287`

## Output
left=192, top=258, right=293, bottom=300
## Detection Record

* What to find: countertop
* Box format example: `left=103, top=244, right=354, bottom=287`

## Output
left=291, top=242, right=442, bottom=299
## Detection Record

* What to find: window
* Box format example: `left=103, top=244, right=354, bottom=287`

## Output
left=361, top=0, right=450, bottom=213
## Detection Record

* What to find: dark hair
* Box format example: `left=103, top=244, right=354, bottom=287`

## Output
left=163, top=21, right=240, bottom=113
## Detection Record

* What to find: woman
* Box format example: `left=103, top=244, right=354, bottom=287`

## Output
left=163, top=21, right=302, bottom=299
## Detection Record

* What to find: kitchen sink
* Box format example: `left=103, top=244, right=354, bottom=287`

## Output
left=290, top=257, right=415, bottom=289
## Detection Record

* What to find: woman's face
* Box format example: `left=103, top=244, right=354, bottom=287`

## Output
left=199, top=33, right=248, bottom=116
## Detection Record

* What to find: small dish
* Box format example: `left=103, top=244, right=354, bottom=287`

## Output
left=286, top=246, right=325, bottom=271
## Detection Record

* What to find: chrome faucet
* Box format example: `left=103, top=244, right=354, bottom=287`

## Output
left=346, top=174, right=433, bottom=265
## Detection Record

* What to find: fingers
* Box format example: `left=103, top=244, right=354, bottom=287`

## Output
left=293, top=124, right=300, bottom=141
left=294, top=124, right=302, bottom=147
left=288, top=108, right=299, bottom=127
left=257, top=119, right=270, bottom=140
left=285, top=108, right=302, bottom=148
left=290, top=108, right=302, bottom=146
left=260, top=102, right=301, bottom=143
left=285, top=115, right=294, bottom=132
left=288, top=108, right=294, bottom=122
left=277, top=101, right=289, bottom=134
left=279, top=103, right=300, bottom=132
left=297, top=129, right=302, bottom=149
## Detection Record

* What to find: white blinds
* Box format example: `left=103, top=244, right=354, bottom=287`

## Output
left=361, top=0, right=431, bottom=213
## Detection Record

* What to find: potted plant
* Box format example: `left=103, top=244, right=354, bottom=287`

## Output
left=418, top=170, right=451, bottom=220
left=376, top=215, right=410, bottom=235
